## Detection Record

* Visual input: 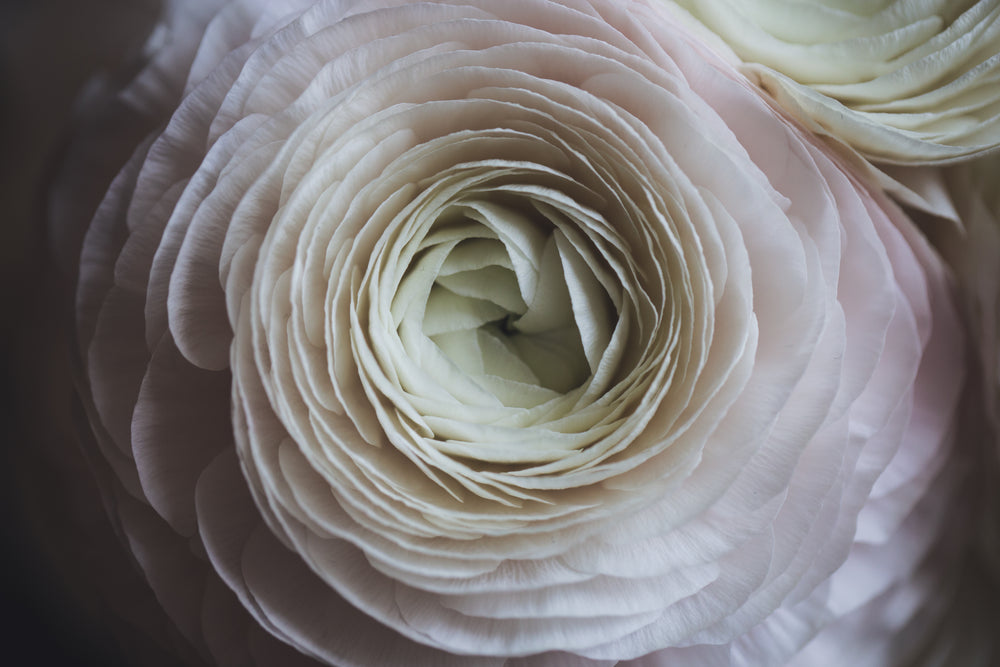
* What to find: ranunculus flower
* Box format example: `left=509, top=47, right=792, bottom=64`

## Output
left=668, top=0, right=1000, bottom=165
left=55, top=0, right=968, bottom=663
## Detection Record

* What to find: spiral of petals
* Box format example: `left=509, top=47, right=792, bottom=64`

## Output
left=65, top=0, right=964, bottom=663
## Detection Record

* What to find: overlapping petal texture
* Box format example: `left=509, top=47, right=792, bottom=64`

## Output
left=671, top=0, right=1000, bottom=164
left=67, top=0, right=965, bottom=664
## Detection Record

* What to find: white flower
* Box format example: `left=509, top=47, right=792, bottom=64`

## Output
left=669, top=0, right=1000, bottom=165
left=60, top=0, right=966, bottom=664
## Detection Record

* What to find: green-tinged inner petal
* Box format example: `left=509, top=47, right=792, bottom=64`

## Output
left=393, top=193, right=618, bottom=402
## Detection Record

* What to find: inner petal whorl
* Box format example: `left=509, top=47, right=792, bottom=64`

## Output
left=392, top=189, right=620, bottom=409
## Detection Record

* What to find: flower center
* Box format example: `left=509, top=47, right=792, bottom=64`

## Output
left=389, top=190, right=619, bottom=409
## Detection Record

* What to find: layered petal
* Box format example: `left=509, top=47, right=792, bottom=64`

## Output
left=60, top=0, right=967, bottom=664
left=671, top=0, right=1000, bottom=164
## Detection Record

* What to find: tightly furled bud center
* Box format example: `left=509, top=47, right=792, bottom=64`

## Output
left=396, top=189, right=620, bottom=403
left=355, top=153, right=667, bottom=470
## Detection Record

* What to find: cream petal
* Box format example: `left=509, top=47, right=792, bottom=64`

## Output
left=674, top=0, right=1000, bottom=164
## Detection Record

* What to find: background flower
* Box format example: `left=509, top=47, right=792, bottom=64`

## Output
left=669, top=0, right=1000, bottom=165
left=33, top=0, right=975, bottom=664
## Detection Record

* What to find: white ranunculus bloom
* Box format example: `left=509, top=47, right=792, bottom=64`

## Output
left=669, top=0, right=1000, bottom=165
left=57, top=0, right=970, bottom=664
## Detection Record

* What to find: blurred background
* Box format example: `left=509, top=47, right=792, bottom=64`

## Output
left=0, top=1, right=198, bottom=663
